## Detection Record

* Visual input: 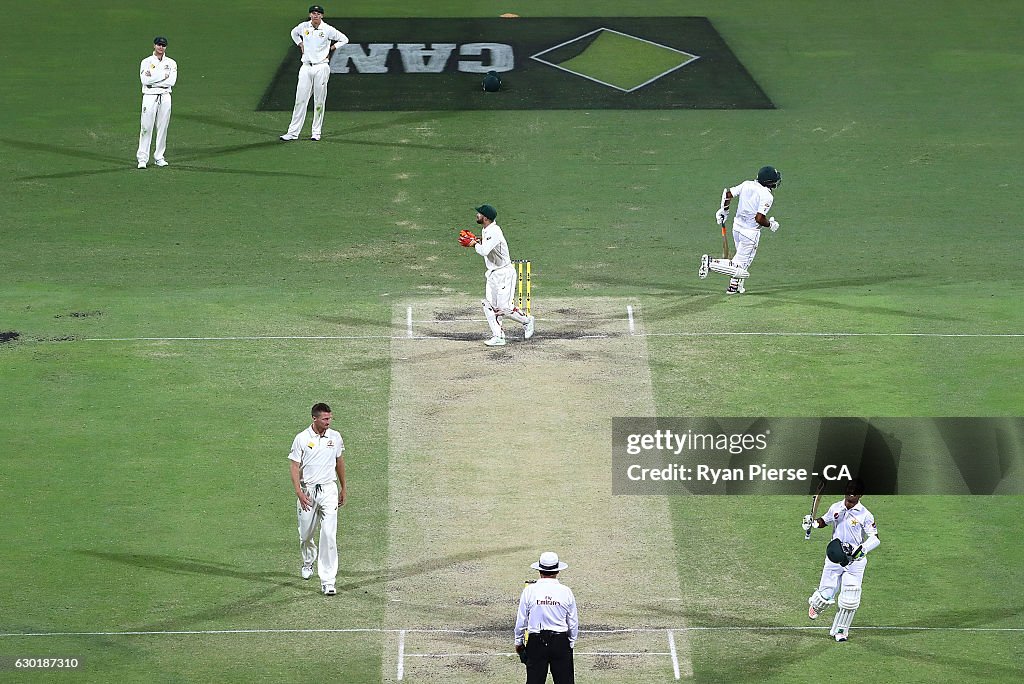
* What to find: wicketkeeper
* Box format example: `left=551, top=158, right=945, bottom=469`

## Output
left=698, top=165, right=782, bottom=294
left=458, top=204, right=535, bottom=346
left=802, top=478, right=881, bottom=642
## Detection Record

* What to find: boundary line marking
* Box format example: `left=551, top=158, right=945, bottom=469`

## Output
left=2, top=626, right=1020, bottom=638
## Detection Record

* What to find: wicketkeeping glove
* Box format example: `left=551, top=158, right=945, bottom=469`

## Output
left=458, top=229, right=478, bottom=247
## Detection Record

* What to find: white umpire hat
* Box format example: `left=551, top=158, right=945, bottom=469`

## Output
left=531, top=551, right=568, bottom=572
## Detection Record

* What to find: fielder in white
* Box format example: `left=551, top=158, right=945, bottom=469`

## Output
left=802, top=478, right=881, bottom=642
left=136, top=36, right=177, bottom=169
left=280, top=5, right=349, bottom=142
left=467, top=204, right=535, bottom=347
left=288, top=402, right=347, bottom=596
left=698, top=165, right=782, bottom=294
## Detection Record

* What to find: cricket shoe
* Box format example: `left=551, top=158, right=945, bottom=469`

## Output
left=726, top=281, right=746, bottom=295
left=279, top=134, right=298, bottom=141
left=808, top=605, right=820, bottom=620
left=322, top=583, right=336, bottom=596
left=485, top=336, right=507, bottom=347
left=311, top=134, right=321, bottom=141
left=698, top=254, right=709, bottom=279
left=524, top=315, right=535, bottom=340
left=301, top=563, right=314, bottom=580
left=154, top=159, right=168, bottom=167
left=137, top=162, right=147, bottom=169
left=834, top=630, right=848, bottom=642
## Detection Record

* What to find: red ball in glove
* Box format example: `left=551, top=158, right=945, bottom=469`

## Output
left=458, top=229, right=478, bottom=247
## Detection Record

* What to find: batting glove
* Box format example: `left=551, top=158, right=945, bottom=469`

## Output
left=801, top=514, right=814, bottom=532
left=715, top=209, right=728, bottom=226
left=768, top=217, right=780, bottom=232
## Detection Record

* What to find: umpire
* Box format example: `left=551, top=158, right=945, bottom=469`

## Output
left=514, top=552, right=580, bottom=683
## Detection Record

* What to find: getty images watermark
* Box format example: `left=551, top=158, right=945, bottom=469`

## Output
left=612, top=418, right=864, bottom=495
left=623, top=427, right=852, bottom=485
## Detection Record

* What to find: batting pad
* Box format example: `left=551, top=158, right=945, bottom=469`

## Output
left=383, top=297, right=691, bottom=682
left=709, top=259, right=750, bottom=278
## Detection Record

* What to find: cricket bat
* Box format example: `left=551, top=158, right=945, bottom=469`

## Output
left=805, top=479, right=826, bottom=540
left=720, top=221, right=729, bottom=259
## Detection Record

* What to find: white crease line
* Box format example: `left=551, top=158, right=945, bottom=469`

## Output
left=2, top=626, right=1020, bottom=638
left=668, top=629, right=680, bottom=680
left=77, top=330, right=1024, bottom=343
left=406, top=307, right=413, bottom=338
left=405, top=652, right=671, bottom=658
left=397, top=629, right=405, bottom=681
left=627, top=304, right=636, bottom=335
left=638, top=331, right=1024, bottom=338
left=83, top=335, right=400, bottom=341
left=412, top=318, right=626, bottom=324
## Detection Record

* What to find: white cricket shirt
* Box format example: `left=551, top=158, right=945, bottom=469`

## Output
left=291, top=20, right=349, bottom=65
left=514, top=578, right=580, bottom=647
left=288, top=426, right=345, bottom=486
left=474, top=223, right=512, bottom=272
left=729, top=179, right=774, bottom=231
left=823, top=500, right=878, bottom=547
left=140, top=54, right=177, bottom=94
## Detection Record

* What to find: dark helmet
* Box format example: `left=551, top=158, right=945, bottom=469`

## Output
left=756, top=165, right=782, bottom=189
left=826, top=538, right=850, bottom=566
left=482, top=70, right=502, bottom=92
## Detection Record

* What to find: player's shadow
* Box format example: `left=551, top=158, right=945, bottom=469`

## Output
left=4, top=135, right=319, bottom=181
left=180, top=110, right=478, bottom=154
left=77, top=544, right=530, bottom=595
left=3, top=138, right=132, bottom=181
left=853, top=604, right=1024, bottom=682
left=1, top=138, right=125, bottom=165
left=334, top=544, right=532, bottom=592
left=71, top=545, right=530, bottom=634
left=76, top=550, right=294, bottom=586
left=647, top=603, right=1024, bottom=681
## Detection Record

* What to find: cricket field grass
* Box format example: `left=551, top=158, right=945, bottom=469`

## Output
left=0, top=1, right=1021, bottom=682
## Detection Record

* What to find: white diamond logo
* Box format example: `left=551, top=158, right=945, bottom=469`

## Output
left=530, top=28, right=700, bottom=93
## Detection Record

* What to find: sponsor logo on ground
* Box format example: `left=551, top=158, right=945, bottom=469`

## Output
left=259, top=17, right=772, bottom=110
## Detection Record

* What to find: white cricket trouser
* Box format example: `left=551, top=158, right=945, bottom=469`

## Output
left=485, top=266, right=517, bottom=314
left=286, top=63, right=331, bottom=137
left=730, top=225, right=762, bottom=276
left=137, top=92, right=172, bottom=163
left=297, top=480, right=340, bottom=584
left=816, top=557, right=866, bottom=601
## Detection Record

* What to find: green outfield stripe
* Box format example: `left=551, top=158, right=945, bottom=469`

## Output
left=384, top=297, right=691, bottom=683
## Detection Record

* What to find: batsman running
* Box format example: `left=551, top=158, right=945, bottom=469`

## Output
left=458, top=204, right=535, bottom=347
left=802, top=478, right=881, bottom=642
left=698, top=165, right=782, bottom=294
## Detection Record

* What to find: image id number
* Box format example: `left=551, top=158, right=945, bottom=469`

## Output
left=12, top=657, right=81, bottom=669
